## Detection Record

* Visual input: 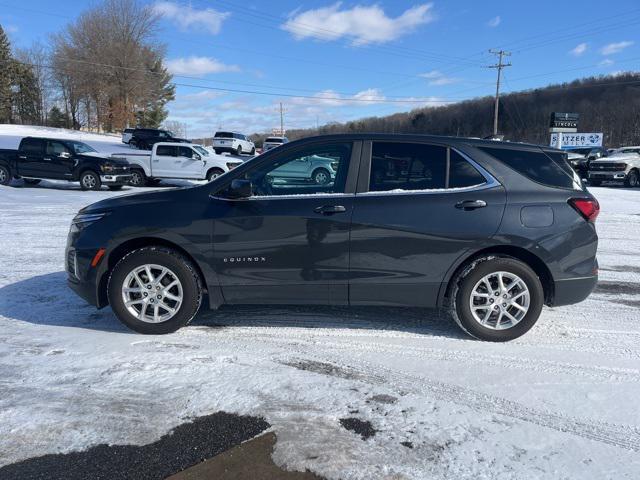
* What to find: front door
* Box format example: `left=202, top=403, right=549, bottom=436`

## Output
left=177, top=146, right=204, bottom=179
left=210, top=141, right=361, bottom=305
left=45, top=140, right=75, bottom=179
left=349, top=141, right=507, bottom=307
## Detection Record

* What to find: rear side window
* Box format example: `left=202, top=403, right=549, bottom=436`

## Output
left=20, top=138, right=44, bottom=154
left=369, top=142, right=488, bottom=192
left=156, top=145, right=176, bottom=156
left=479, top=147, right=578, bottom=189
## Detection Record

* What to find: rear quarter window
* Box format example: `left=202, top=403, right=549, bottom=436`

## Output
left=479, top=146, right=579, bottom=190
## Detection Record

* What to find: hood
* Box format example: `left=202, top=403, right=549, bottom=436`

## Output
left=80, top=185, right=192, bottom=213
left=566, top=151, right=586, bottom=160
left=591, top=153, right=638, bottom=163
left=76, top=153, right=129, bottom=166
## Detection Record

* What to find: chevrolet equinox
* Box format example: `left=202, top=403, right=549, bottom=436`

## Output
left=66, top=134, right=599, bottom=341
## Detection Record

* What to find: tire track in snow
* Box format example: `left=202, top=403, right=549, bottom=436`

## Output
left=281, top=356, right=640, bottom=453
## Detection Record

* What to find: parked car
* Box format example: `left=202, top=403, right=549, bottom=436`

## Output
left=122, top=128, right=135, bottom=144
left=0, top=137, right=131, bottom=190
left=66, top=134, right=598, bottom=341
left=588, top=146, right=640, bottom=187
left=267, top=153, right=337, bottom=185
left=213, top=131, right=255, bottom=156
left=565, top=146, right=607, bottom=179
left=263, top=136, right=289, bottom=152
left=112, top=143, right=242, bottom=186
left=130, top=128, right=190, bottom=150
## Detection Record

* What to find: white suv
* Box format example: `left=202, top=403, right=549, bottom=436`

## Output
left=263, top=136, right=289, bottom=152
left=213, top=131, right=255, bottom=156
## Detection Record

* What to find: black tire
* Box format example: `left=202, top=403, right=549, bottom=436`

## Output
left=589, top=179, right=602, bottom=187
left=108, top=185, right=123, bottom=191
left=138, top=141, right=148, bottom=151
left=24, top=178, right=41, bottom=185
left=0, top=164, right=11, bottom=185
left=129, top=169, right=147, bottom=187
left=312, top=168, right=331, bottom=185
left=129, top=139, right=137, bottom=149
left=250, top=147, right=256, bottom=155
left=214, top=149, right=221, bottom=155
left=206, top=168, right=225, bottom=181
left=624, top=170, right=639, bottom=188
left=450, top=256, right=544, bottom=342
left=236, top=145, right=242, bottom=156
left=79, top=170, right=101, bottom=191
left=107, top=246, right=203, bottom=334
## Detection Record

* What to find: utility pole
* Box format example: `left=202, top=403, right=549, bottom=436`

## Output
left=279, top=102, right=285, bottom=136
left=487, top=49, right=511, bottom=136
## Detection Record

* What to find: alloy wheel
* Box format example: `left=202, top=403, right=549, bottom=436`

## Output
left=469, top=271, right=530, bottom=330
left=121, top=264, right=183, bottom=323
left=82, top=174, right=97, bottom=189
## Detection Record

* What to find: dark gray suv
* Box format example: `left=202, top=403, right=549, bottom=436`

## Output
left=66, top=134, right=599, bottom=341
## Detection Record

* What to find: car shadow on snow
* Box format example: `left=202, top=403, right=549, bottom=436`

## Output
left=0, top=272, right=466, bottom=339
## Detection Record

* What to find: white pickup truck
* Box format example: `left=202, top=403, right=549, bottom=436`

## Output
left=588, top=146, right=640, bottom=188
left=112, top=142, right=243, bottom=186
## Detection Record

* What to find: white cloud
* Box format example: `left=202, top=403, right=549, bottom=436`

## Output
left=153, top=1, right=229, bottom=35
left=487, top=16, right=501, bottom=27
left=281, top=3, right=435, bottom=46
left=599, top=41, right=634, bottom=55
left=419, top=70, right=459, bottom=86
left=166, top=57, right=240, bottom=76
left=291, top=88, right=387, bottom=106
left=569, top=43, right=587, bottom=56
left=599, top=58, right=614, bottom=67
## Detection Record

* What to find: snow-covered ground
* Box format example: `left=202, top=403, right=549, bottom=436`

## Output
left=1, top=182, right=639, bottom=479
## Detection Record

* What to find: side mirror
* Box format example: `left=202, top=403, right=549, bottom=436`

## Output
left=227, top=179, right=252, bottom=198
left=587, top=155, right=596, bottom=161
left=59, top=151, right=71, bottom=159
left=194, top=153, right=201, bottom=161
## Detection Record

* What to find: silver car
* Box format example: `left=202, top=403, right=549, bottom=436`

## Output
left=263, top=136, right=289, bottom=152
left=267, top=154, right=338, bottom=185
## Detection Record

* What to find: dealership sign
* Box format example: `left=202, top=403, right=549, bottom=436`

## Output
left=549, top=133, right=603, bottom=148
left=549, top=112, right=579, bottom=129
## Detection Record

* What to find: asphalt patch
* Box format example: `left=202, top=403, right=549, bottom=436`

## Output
left=600, top=265, right=640, bottom=274
left=339, top=418, right=377, bottom=440
left=0, top=412, right=269, bottom=480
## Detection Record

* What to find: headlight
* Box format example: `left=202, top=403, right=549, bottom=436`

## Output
left=71, top=212, right=109, bottom=230
left=101, top=163, right=115, bottom=173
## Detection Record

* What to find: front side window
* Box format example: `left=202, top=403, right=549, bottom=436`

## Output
left=241, top=143, right=352, bottom=197
left=46, top=141, right=71, bottom=156
left=193, top=146, right=209, bottom=156
left=178, top=146, right=193, bottom=158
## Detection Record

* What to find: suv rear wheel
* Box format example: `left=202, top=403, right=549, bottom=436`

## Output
left=107, top=247, right=202, bottom=334
left=450, top=256, right=544, bottom=341
left=236, top=145, right=242, bottom=156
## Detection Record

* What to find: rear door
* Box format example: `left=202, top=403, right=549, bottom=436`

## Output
left=210, top=140, right=361, bottom=305
left=349, top=141, right=507, bottom=307
left=16, top=138, right=46, bottom=177
left=152, top=145, right=178, bottom=177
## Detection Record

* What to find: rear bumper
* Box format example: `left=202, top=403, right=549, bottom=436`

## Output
left=551, top=275, right=598, bottom=307
left=213, top=146, right=238, bottom=153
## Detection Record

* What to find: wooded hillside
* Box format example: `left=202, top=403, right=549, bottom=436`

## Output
left=280, top=73, right=640, bottom=148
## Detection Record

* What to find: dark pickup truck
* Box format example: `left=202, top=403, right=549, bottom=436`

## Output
left=0, top=137, right=131, bottom=190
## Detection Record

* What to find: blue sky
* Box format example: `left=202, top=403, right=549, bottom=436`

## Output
left=2, top=0, right=639, bottom=137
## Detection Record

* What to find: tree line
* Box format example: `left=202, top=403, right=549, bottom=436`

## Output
left=0, top=0, right=174, bottom=132
left=274, top=73, right=640, bottom=148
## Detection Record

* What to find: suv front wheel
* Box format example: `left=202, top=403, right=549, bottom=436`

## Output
left=451, top=256, right=544, bottom=341
left=107, top=247, right=202, bottom=334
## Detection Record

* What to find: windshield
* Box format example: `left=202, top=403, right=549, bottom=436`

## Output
left=193, top=145, right=209, bottom=156
left=215, top=132, right=234, bottom=138
left=71, top=141, right=97, bottom=154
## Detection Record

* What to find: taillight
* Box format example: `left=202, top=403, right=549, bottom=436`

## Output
left=569, top=198, right=600, bottom=222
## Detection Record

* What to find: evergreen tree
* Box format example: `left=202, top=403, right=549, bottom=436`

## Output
left=0, top=25, right=14, bottom=123
left=11, top=61, right=40, bottom=124
left=47, top=105, right=68, bottom=128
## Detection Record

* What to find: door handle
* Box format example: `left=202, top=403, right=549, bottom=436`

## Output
left=455, top=200, right=487, bottom=210
left=43, top=157, right=52, bottom=161
left=314, top=205, right=347, bottom=215
left=18, top=155, right=27, bottom=159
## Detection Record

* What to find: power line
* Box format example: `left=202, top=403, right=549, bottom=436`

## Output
left=487, top=50, right=512, bottom=136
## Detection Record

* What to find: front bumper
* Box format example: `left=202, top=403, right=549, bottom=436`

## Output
left=589, top=170, right=627, bottom=181
left=100, top=174, right=132, bottom=185
left=66, top=247, right=102, bottom=307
